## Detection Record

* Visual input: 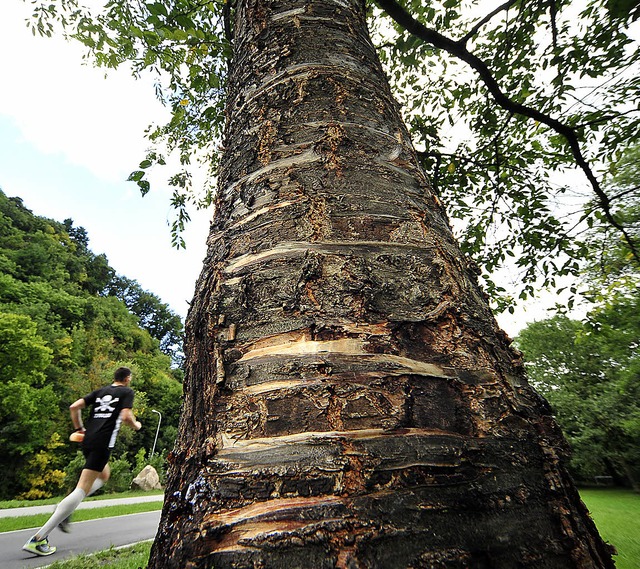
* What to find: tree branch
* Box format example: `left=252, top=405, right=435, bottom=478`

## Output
left=459, top=0, right=519, bottom=46
left=552, top=1, right=561, bottom=48
left=223, top=0, right=233, bottom=44
left=610, top=185, right=640, bottom=203
left=375, top=0, right=640, bottom=265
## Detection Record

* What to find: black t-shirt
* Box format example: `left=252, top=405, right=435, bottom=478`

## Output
left=83, top=384, right=134, bottom=450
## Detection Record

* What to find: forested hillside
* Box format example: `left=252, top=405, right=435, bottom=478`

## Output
left=0, top=189, right=183, bottom=500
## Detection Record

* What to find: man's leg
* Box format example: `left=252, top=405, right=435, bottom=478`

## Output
left=22, top=468, right=101, bottom=557
left=93, top=462, right=110, bottom=490
left=58, top=464, right=110, bottom=533
left=23, top=447, right=112, bottom=556
left=31, top=469, right=101, bottom=541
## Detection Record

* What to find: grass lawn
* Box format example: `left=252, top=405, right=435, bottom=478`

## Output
left=0, top=501, right=162, bottom=533
left=0, top=489, right=163, bottom=510
left=44, top=542, right=153, bottom=569
left=580, top=488, right=640, bottom=569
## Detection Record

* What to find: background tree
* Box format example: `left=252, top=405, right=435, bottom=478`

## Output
left=516, top=312, right=640, bottom=490
left=107, top=276, right=185, bottom=363
left=0, top=312, right=57, bottom=498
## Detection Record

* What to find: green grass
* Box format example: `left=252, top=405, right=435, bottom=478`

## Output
left=0, top=489, right=163, bottom=510
left=0, top=501, right=162, bottom=532
left=44, top=541, right=152, bottom=569
left=580, top=488, right=640, bottom=569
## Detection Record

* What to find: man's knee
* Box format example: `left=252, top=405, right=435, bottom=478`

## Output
left=100, top=464, right=111, bottom=482
left=77, top=469, right=100, bottom=494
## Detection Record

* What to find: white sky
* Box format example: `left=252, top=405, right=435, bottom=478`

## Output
left=0, top=3, right=211, bottom=318
left=0, top=2, right=559, bottom=335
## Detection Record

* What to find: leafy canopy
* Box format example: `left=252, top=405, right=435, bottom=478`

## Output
left=26, top=0, right=640, bottom=309
left=582, top=143, right=640, bottom=300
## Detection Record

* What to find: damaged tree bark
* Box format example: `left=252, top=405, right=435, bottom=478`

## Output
left=148, top=0, right=615, bottom=567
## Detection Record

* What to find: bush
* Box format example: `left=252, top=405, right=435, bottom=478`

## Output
left=63, top=451, right=87, bottom=493
left=133, top=448, right=147, bottom=474
left=148, top=451, right=168, bottom=485
left=18, top=433, right=66, bottom=500
left=106, top=456, right=134, bottom=493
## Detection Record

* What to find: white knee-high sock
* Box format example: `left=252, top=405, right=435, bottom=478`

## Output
left=87, top=478, right=105, bottom=496
left=35, top=488, right=86, bottom=540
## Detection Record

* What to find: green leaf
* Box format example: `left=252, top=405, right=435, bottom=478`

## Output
left=146, top=3, right=168, bottom=17
left=127, top=170, right=145, bottom=182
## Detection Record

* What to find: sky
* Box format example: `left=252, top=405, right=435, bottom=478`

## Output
left=0, top=2, right=558, bottom=336
left=0, top=3, right=211, bottom=318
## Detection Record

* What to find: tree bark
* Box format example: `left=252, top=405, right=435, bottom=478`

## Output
left=148, top=0, right=615, bottom=567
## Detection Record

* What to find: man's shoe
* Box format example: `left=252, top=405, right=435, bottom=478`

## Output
left=58, top=515, right=72, bottom=533
left=22, top=536, right=56, bottom=556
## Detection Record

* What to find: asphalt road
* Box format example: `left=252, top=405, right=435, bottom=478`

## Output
left=1, top=510, right=161, bottom=569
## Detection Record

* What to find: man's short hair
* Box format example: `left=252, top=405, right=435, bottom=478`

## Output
left=114, top=366, right=132, bottom=382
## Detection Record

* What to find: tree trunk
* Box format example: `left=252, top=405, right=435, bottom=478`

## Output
left=619, top=458, right=640, bottom=493
left=149, top=0, right=615, bottom=567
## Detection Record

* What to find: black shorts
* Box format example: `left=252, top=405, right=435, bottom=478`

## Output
left=82, top=446, right=111, bottom=472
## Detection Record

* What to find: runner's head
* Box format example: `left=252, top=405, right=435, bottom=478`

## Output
left=113, top=366, right=132, bottom=384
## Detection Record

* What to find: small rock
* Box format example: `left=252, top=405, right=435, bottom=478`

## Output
left=131, top=465, right=162, bottom=491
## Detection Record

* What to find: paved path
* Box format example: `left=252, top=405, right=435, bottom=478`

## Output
left=1, top=510, right=161, bottom=569
left=0, top=494, right=164, bottom=518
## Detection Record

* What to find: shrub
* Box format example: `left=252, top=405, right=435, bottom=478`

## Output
left=148, top=451, right=168, bottom=485
left=106, top=456, right=133, bottom=493
left=63, top=451, right=86, bottom=493
left=130, top=447, right=167, bottom=486
left=18, top=433, right=66, bottom=500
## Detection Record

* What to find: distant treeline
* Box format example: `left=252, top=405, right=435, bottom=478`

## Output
left=0, top=189, right=184, bottom=500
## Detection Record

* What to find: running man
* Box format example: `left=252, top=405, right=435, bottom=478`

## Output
left=22, top=366, right=142, bottom=556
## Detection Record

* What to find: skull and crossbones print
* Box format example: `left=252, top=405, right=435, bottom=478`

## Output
left=95, top=395, right=120, bottom=413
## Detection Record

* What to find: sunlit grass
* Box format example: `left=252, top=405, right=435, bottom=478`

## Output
left=44, top=542, right=152, bottom=569
left=0, top=501, right=162, bottom=533
left=0, top=489, right=163, bottom=510
left=580, top=488, right=640, bottom=569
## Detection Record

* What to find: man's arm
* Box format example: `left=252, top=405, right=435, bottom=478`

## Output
left=120, top=408, right=142, bottom=431
left=69, top=398, right=86, bottom=431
